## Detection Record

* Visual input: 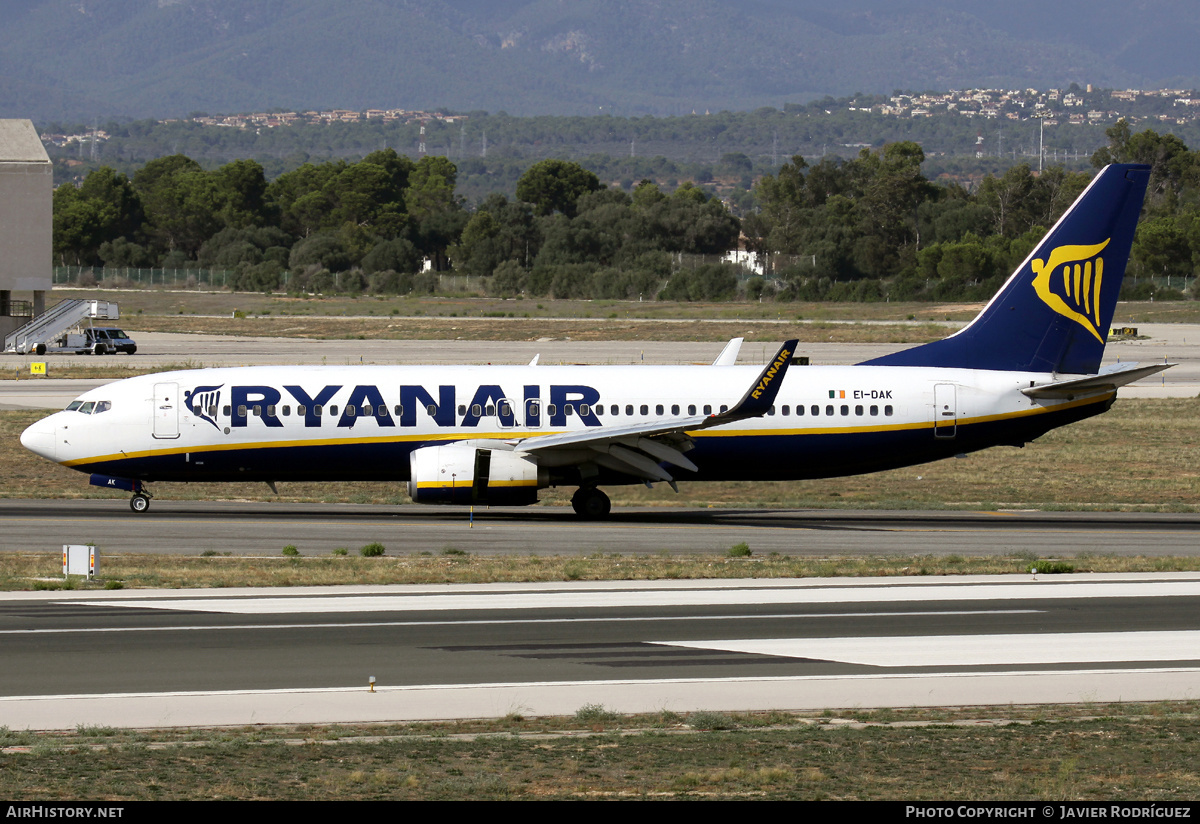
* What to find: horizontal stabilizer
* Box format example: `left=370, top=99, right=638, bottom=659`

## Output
left=711, top=337, right=744, bottom=366
left=1022, top=362, right=1173, bottom=398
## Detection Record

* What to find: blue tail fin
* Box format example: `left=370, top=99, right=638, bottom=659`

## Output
left=863, top=163, right=1150, bottom=374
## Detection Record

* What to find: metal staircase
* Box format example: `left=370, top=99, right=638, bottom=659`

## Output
left=4, top=299, right=119, bottom=354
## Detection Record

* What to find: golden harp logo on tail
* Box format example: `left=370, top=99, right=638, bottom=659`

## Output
left=1030, top=239, right=1111, bottom=343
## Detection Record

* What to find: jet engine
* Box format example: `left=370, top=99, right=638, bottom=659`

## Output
left=408, top=445, right=545, bottom=506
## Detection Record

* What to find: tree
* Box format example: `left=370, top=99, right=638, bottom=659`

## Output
left=516, top=159, right=601, bottom=218
left=53, top=167, right=143, bottom=265
left=133, top=155, right=224, bottom=257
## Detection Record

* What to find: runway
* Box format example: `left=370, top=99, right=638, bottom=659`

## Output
left=2, top=329, right=1197, bottom=730
left=2, top=500, right=1199, bottom=556
left=1, top=573, right=1198, bottom=729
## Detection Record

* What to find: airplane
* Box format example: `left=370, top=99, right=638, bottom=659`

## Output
left=21, top=163, right=1167, bottom=518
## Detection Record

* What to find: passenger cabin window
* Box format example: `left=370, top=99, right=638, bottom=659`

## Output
left=720, top=405, right=728, bottom=413
left=688, top=404, right=697, bottom=415
left=471, top=404, right=482, bottom=417
left=546, top=404, right=557, bottom=417
left=840, top=405, right=849, bottom=416
left=656, top=404, right=664, bottom=415
left=625, top=405, right=634, bottom=416
left=640, top=404, right=649, bottom=415
left=825, top=405, right=834, bottom=416
left=885, top=405, right=894, bottom=416
left=870, top=405, right=878, bottom=416
left=223, top=405, right=231, bottom=416
left=486, top=405, right=495, bottom=416
left=579, top=403, right=590, bottom=417
left=703, top=404, right=712, bottom=415
left=781, top=405, right=789, bottom=416
left=671, top=404, right=680, bottom=415
left=855, top=405, right=863, bottom=416
left=811, top=405, right=819, bottom=416
left=282, top=405, right=291, bottom=416
left=425, top=404, right=437, bottom=416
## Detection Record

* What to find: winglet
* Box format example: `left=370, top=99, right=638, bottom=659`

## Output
left=711, top=337, right=744, bottom=366
left=709, top=339, right=798, bottom=424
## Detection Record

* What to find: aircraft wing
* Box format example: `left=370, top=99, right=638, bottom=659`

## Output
left=509, top=340, right=798, bottom=484
left=1021, top=362, right=1173, bottom=398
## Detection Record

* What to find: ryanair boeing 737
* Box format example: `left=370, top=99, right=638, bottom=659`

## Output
left=21, top=164, right=1166, bottom=518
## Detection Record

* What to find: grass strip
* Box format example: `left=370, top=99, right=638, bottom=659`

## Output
left=2, top=703, right=1199, bottom=800
left=4, top=551, right=1199, bottom=591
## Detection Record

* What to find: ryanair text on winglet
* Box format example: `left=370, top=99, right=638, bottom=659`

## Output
left=750, top=348, right=792, bottom=400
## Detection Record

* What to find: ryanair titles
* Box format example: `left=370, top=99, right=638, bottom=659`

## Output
left=189, top=383, right=604, bottom=430
left=750, top=347, right=792, bottom=400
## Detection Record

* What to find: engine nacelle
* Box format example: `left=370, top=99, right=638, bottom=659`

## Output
left=408, top=445, right=544, bottom=506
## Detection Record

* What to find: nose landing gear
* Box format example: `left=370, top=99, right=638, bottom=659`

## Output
left=129, top=485, right=153, bottom=513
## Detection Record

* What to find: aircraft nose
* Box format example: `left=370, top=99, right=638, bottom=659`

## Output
left=20, top=417, right=56, bottom=461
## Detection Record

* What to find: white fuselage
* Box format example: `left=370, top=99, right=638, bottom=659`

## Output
left=21, top=362, right=1113, bottom=487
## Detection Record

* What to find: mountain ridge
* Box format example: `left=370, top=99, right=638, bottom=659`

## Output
left=3, top=0, right=1198, bottom=122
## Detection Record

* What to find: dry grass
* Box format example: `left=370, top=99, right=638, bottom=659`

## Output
left=125, top=314, right=950, bottom=344
left=6, top=550, right=1200, bottom=591
left=53, top=287, right=986, bottom=324
left=3, top=704, right=1200, bottom=799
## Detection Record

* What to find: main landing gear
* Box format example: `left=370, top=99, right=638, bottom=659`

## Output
left=129, top=490, right=153, bottom=513
left=571, top=486, right=611, bottom=520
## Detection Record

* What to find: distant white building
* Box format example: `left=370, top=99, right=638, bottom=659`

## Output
left=722, top=249, right=765, bottom=276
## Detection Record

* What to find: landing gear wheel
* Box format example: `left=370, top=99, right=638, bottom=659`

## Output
left=130, top=494, right=150, bottom=513
left=571, top=487, right=611, bottom=520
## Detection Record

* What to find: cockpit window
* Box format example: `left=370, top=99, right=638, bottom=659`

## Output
left=68, top=400, right=111, bottom=414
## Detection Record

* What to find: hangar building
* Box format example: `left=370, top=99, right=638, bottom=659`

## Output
left=0, top=119, right=52, bottom=341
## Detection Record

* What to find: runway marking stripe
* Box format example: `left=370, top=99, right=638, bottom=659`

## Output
left=0, top=609, right=1039, bottom=635
left=3, top=666, right=1200, bottom=704
left=656, top=630, right=1200, bottom=668
left=75, top=580, right=1200, bottom=614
